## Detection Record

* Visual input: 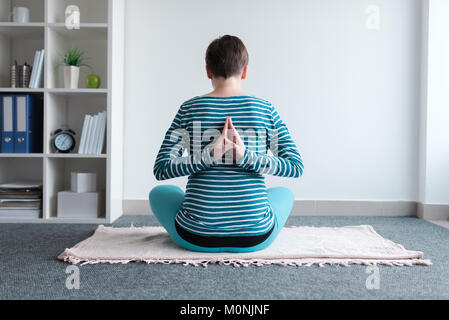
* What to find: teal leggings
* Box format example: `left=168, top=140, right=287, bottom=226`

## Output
left=149, top=185, right=294, bottom=253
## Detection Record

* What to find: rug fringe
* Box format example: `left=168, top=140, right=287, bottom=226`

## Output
left=58, top=250, right=432, bottom=268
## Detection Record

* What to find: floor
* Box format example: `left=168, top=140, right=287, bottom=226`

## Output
left=0, top=216, right=448, bottom=300
left=430, top=220, right=449, bottom=229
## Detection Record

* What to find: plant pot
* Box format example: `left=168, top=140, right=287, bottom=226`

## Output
left=64, top=65, right=80, bottom=89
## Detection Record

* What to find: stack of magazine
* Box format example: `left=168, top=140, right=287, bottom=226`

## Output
left=78, top=111, right=107, bottom=155
left=0, top=182, right=42, bottom=219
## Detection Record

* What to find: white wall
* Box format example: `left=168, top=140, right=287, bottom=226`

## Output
left=420, top=0, right=449, bottom=205
left=123, top=0, right=422, bottom=201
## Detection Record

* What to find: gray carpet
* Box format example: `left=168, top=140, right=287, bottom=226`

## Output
left=0, top=216, right=448, bottom=300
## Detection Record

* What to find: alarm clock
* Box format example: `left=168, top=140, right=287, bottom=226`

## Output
left=52, top=128, right=76, bottom=153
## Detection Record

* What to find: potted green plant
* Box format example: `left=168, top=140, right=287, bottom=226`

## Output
left=60, top=48, right=90, bottom=89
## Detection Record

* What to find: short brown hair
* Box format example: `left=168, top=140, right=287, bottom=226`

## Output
left=205, top=35, right=249, bottom=79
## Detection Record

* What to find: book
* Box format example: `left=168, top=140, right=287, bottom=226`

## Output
left=78, top=114, right=90, bottom=154
left=0, top=95, right=14, bottom=153
left=93, top=111, right=105, bottom=154
left=0, top=181, right=42, bottom=189
left=36, top=50, right=45, bottom=88
left=96, top=111, right=107, bottom=154
left=87, top=114, right=98, bottom=154
left=28, top=50, right=44, bottom=89
left=78, top=111, right=107, bottom=155
left=14, top=95, right=43, bottom=153
left=0, top=199, right=41, bottom=208
left=89, top=113, right=100, bottom=154
left=28, top=50, right=41, bottom=88
left=0, top=192, right=42, bottom=199
left=91, top=113, right=100, bottom=154
left=82, top=115, right=94, bottom=154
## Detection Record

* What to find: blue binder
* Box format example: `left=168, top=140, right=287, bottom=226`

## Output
left=1, top=95, right=15, bottom=153
left=0, top=94, right=43, bottom=153
left=14, top=94, right=43, bottom=153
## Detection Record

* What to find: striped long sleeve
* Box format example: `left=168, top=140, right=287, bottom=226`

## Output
left=153, top=105, right=215, bottom=181
left=153, top=96, right=304, bottom=238
left=237, top=106, right=304, bottom=177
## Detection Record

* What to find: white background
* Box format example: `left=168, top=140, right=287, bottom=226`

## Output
left=123, top=0, right=435, bottom=203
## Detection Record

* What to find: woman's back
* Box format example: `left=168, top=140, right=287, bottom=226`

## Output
left=154, top=95, right=303, bottom=238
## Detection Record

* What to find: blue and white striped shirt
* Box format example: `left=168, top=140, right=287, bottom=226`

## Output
left=154, top=96, right=303, bottom=237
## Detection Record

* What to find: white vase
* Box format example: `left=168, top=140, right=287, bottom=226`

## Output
left=64, top=65, right=80, bottom=89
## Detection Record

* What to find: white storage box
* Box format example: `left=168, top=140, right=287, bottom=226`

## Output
left=57, top=191, right=103, bottom=218
left=71, top=172, right=96, bottom=193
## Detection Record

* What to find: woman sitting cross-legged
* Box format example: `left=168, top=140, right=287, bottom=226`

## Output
left=149, top=35, right=304, bottom=253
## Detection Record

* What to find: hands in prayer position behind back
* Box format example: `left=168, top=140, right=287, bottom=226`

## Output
left=211, top=117, right=246, bottom=163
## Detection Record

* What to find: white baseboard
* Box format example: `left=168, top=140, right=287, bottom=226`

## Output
left=417, top=203, right=449, bottom=220
left=292, top=200, right=417, bottom=216
left=123, top=200, right=421, bottom=217
left=123, top=199, right=151, bottom=215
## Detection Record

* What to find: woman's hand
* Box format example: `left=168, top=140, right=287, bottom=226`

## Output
left=212, top=117, right=246, bottom=163
left=211, top=117, right=234, bottom=163
left=226, top=117, right=246, bottom=163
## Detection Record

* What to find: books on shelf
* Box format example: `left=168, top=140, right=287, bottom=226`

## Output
left=78, top=111, right=106, bottom=155
left=28, top=51, right=40, bottom=89
left=0, top=181, right=42, bottom=219
left=28, top=49, right=45, bottom=89
left=78, top=115, right=91, bottom=154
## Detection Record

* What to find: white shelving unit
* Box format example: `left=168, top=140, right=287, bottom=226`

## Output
left=0, top=0, right=125, bottom=223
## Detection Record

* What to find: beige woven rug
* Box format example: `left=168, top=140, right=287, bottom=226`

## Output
left=58, top=224, right=432, bottom=267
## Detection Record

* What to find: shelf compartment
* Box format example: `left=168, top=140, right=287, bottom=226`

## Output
left=0, top=25, right=44, bottom=87
left=46, top=26, right=108, bottom=89
left=0, top=157, right=43, bottom=182
left=45, top=157, right=106, bottom=219
left=47, top=0, right=109, bottom=24
left=46, top=92, right=107, bottom=154
left=0, top=157, right=43, bottom=219
left=0, top=0, right=45, bottom=23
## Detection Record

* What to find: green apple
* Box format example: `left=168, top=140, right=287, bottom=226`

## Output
left=86, top=74, right=101, bottom=88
